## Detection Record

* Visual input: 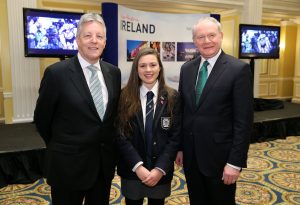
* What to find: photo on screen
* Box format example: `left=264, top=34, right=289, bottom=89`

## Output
left=162, top=42, right=175, bottom=61
left=239, top=24, right=280, bottom=59
left=150, top=41, right=161, bottom=56
left=27, top=17, right=78, bottom=49
left=177, top=42, right=198, bottom=61
left=23, top=8, right=83, bottom=58
left=127, top=40, right=148, bottom=61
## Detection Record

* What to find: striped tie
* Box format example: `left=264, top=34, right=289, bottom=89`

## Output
left=87, top=65, right=105, bottom=120
left=145, top=91, right=154, bottom=167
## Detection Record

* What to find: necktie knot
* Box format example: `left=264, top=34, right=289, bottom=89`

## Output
left=147, top=91, right=154, bottom=101
left=202, top=61, right=209, bottom=71
left=87, top=65, right=97, bottom=75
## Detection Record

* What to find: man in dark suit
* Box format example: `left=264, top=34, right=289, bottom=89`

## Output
left=175, top=17, right=253, bottom=205
left=34, top=13, right=121, bottom=205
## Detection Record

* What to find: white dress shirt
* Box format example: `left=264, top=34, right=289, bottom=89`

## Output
left=77, top=53, right=108, bottom=113
left=132, top=81, right=166, bottom=175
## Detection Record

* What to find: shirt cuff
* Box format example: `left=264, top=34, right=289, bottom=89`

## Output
left=155, top=167, right=166, bottom=175
left=132, top=161, right=143, bottom=172
left=227, top=163, right=241, bottom=171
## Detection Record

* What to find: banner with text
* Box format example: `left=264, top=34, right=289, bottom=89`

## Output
left=102, top=3, right=220, bottom=89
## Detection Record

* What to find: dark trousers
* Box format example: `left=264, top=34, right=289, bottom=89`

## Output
left=51, top=169, right=111, bottom=205
left=184, top=156, right=236, bottom=205
left=125, top=197, right=165, bottom=205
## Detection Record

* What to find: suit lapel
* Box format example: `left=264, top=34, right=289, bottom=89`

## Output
left=197, top=52, right=227, bottom=108
left=190, top=57, right=201, bottom=111
left=136, top=108, right=145, bottom=141
left=100, top=61, right=113, bottom=121
left=68, top=57, right=98, bottom=116
left=153, top=91, right=168, bottom=132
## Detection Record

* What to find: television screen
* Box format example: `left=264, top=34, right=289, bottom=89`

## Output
left=239, top=24, right=280, bottom=59
left=23, top=8, right=83, bottom=58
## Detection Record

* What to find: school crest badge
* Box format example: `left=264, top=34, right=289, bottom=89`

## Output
left=161, top=117, right=171, bottom=130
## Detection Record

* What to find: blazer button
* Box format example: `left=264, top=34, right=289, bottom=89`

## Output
left=153, top=142, right=157, bottom=145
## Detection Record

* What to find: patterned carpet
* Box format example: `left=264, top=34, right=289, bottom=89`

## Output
left=0, top=136, right=299, bottom=205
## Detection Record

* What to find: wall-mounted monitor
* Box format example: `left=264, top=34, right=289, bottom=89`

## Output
left=239, top=24, right=280, bottom=59
left=23, top=8, right=83, bottom=58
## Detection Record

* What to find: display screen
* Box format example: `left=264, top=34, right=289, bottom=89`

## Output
left=23, top=8, right=83, bottom=58
left=239, top=24, right=280, bottom=59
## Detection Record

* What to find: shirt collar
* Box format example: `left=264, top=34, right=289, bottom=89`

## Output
left=140, top=80, right=159, bottom=98
left=201, top=49, right=222, bottom=68
left=77, top=53, right=101, bottom=71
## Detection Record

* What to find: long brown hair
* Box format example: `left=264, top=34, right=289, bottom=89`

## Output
left=118, top=47, right=176, bottom=136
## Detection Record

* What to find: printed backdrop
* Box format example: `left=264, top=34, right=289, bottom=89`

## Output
left=102, top=3, right=220, bottom=89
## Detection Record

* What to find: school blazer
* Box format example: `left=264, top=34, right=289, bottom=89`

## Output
left=117, top=89, right=181, bottom=184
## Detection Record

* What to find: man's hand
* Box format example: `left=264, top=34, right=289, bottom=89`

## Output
left=222, top=164, right=240, bottom=185
left=175, top=151, right=183, bottom=166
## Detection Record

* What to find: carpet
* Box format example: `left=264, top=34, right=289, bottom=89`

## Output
left=0, top=136, right=299, bottom=204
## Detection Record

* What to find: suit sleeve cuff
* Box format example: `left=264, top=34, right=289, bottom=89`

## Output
left=227, top=163, right=241, bottom=171
left=155, top=167, right=166, bottom=175
left=132, top=161, right=143, bottom=172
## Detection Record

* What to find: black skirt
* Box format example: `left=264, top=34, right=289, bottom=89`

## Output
left=121, top=178, right=171, bottom=200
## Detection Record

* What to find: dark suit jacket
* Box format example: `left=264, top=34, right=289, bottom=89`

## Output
left=34, top=56, right=121, bottom=190
left=179, top=51, right=253, bottom=177
left=117, top=89, right=181, bottom=184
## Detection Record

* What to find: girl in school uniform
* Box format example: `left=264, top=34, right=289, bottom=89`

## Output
left=117, top=47, right=181, bottom=205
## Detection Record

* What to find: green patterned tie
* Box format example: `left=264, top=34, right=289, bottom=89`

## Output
left=195, top=60, right=209, bottom=105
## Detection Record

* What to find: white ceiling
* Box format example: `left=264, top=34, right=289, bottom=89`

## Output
left=263, top=0, right=300, bottom=19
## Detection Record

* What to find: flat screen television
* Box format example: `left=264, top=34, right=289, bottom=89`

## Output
left=23, top=8, right=83, bottom=58
left=239, top=24, right=280, bottom=59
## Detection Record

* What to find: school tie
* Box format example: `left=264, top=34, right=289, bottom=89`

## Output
left=195, top=60, right=209, bottom=106
left=87, top=65, right=105, bottom=120
left=145, top=91, right=154, bottom=165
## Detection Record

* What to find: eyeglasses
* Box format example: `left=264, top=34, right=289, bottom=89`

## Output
left=195, top=33, right=218, bottom=42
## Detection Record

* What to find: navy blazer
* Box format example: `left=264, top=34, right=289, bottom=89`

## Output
left=179, top=51, right=253, bottom=177
left=117, top=89, right=181, bottom=184
left=34, top=56, right=121, bottom=190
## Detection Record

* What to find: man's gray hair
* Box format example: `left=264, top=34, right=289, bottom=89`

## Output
left=76, top=13, right=106, bottom=39
left=192, top=17, right=222, bottom=39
